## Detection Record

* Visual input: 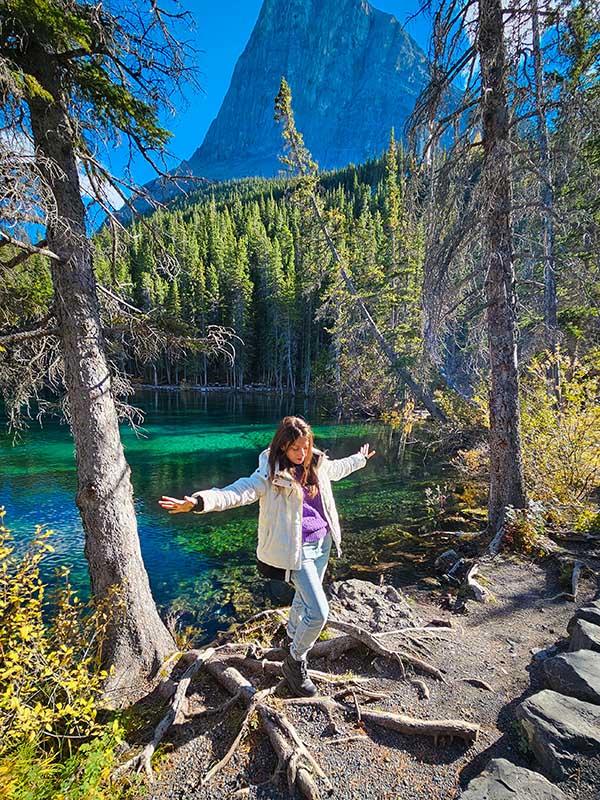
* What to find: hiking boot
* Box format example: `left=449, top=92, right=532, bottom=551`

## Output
left=282, top=654, right=317, bottom=697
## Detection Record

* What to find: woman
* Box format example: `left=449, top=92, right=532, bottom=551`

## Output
left=159, top=416, right=375, bottom=696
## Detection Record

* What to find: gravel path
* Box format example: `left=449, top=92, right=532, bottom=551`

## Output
left=142, top=555, right=597, bottom=800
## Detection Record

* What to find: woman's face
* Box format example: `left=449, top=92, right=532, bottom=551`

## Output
left=285, top=435, right=311, bottom=466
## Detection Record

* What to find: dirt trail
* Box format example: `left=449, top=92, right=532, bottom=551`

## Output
left=141, top=555, right=597, bottom=800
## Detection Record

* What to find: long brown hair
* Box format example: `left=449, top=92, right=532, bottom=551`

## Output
left=268, top=416, right=319, bottom=497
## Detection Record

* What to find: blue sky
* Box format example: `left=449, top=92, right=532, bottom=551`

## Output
left=107, top=0, right=433, bottom=192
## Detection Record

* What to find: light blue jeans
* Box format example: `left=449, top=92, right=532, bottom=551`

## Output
left=287, top=533, right=332, bottom=661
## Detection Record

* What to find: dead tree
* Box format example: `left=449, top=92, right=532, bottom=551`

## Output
left=409, top=0, right=528, bottom=537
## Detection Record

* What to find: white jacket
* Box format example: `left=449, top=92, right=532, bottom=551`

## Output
left=192, top=447, right=367, bottom=575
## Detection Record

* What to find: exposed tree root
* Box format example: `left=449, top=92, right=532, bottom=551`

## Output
left=550, top=558, right=587, bottom=601
left=327, top=618, right=445, bottom=681
left=457, top=677, right=493, bottom=691
left=274, top=690, right=478, bottom=747
left=410, top=678, right=431, bottom=699
left=112, top=647, right=215, bottom=780
left=203, top=659, right=330, bottom=799
left=359, top=707, right=479, bottom=744
left=112, top=614, right=477, bottom=796
left=466, top=563, right=493, bottom=603
left=225, top=655, right=369, bottom=686
left=202, top=685, right=276, bottom=785
left=486, top=522, right=506, bottom=556
left=260, top=634, right=358, bottom=662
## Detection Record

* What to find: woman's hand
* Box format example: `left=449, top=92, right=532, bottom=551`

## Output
left=158, top=495, right=199, bottom=514
left=359, top=443, right=376, bottom=459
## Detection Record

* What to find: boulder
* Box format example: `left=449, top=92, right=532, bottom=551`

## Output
left=459, top=758, right=566, bottom=799
left=516, top=689, right=600, bottom=780
left=569, top=618, right=600, bottom=653
left=329, top=578, right=418, bottom=631
left=567, top=600, right=600, bottom=634
left=542, top=650, right=600, bottom=705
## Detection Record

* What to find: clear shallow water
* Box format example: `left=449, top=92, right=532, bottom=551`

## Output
left=0, top=390, right=446, bottom=640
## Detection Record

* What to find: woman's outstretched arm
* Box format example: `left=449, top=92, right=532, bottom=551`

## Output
left=159, top=466, right=268, bottom=514
left=323, top=442, right=376, bottom=482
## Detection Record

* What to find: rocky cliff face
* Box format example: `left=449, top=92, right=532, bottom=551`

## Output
left=185, top=0, right=429, bottom=181
left=140, top=0, right=431, bottom=206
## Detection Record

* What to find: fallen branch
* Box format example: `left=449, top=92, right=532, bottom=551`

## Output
left=113, top=647, right=215, bottom=780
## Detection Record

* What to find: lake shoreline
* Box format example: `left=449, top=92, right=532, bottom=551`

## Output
left=134, top=383, right=309, bottom=396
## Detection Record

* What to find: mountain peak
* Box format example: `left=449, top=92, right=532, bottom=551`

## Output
left=139, top=0, right=430, bottom=207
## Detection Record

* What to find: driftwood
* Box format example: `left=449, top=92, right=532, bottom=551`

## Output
left=113, top=647, right=216, bottom=780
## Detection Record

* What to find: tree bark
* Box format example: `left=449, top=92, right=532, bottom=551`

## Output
left=27, top=50, right=175, bottom=699
left=478, top=0, right=527, bottom=531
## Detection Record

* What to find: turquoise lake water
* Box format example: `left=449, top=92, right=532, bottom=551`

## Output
left=0, top=390, right=445, bottom=641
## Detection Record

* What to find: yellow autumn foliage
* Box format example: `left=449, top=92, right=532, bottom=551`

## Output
left=0, top=509, right=140, bottom=800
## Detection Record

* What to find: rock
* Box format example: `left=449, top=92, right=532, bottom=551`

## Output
left=531, top=645, right=559, bottom=662
left=542, top=650, right=600, bottom=705
left=384, top=585, right=403, bottom=603
left=516, top=689, right=600, bottom=779
left=459, top=758, right=567, bottom=799
left=570, top=618, right=600, bottom=653
left=329, top=578, right=417, bottom=630
left=567, top=600, right=600, bottom=634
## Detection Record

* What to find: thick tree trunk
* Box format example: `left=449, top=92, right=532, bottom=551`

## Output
left=27, top=54, right=175, bottom=699
left=478, top=0, right=527, bottom=532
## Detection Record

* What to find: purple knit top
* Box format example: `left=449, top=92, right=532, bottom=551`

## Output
left=295, top=467, right=329, bottom=543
